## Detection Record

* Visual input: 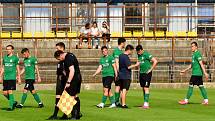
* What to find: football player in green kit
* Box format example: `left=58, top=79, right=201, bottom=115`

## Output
left=132, top=45, right=158, bottom=109
left=179, top=42, right=209, bottom=105
left=0, top=45, right=21, bottom=111
left=93, top=46, right=118, bottom=108
left=112, top=37, right=126, bottom=106
left=16, top=48, right=44, bottom=108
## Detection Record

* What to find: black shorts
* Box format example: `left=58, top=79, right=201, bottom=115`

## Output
left=120, top=79, right=131, bottom=91
left=66, top=74, right=82, bottom=96
left=80, top=36, right=90, bottom=42
left=114, top=76, right=120, bottom=86
left=102, top=76, right=114, bottom=89
left=24, top=79, right=35, bottom=91
left=3, top=80, right=16, bottom=91
left=189, top=76, right=203, bottom=86
left=56, top=76, right=67, bottom=95
left=66, top=80, right=81, bottom=96
left=139, top=72, right=152, bottom=88
left=102, top=33, right=110, bottom=42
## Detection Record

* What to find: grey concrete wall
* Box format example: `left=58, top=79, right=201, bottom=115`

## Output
left=0, top=39, right=214, bottom=83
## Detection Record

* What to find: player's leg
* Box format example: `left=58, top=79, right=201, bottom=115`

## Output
left=97, top=87, right=108, bottom=108
left=7, top=80, right=17, bottom=111
left=107, top=77, right=116, bottom=108
left=71, top=80, right=82, bottom=119
left=31, top=89, right=43, bottom=108
left=115, top=86, right=120, bottom=105
left=3, top=80, right=9, bottom=100
left=25, top=80, right=43, bottom=107
left=49, top=95, right=61, bottom=118
left=69, top=81, right=82, bottom=120
left=29, top=80, right=43, bottom=108
left=121, top=89, right=127, bottom=108
left=179, top=85, right=194, bottom=105
left=74, top=95, right=82, bottom=117
left=48, top=80, right=63, bottom=120
left=108, top=89, right=116, bottom=108
left=143, top=87, right=150, bottom=108
left=3, top=91, right=9, bottom=100
left=16, top=89, right=28, bottom=108
left=8, top=90, right=17, bottom=110
left=121, top=79, right=131, bottom=108
left=114, top=77, right=121, bottom=106
left=197, top=76, right=208, bottom=104
left=199, top=85, right=208, bottom=104
left=97, top=77, right=108, bottom=108
left=142, top=73, right=151, bottom=109
left=179, top=76, right=194, bottom=105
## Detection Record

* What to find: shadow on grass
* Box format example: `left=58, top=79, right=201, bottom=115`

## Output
left=1, top=108, right=9, bottom=110
left=188, top=102, right=201, bottom=104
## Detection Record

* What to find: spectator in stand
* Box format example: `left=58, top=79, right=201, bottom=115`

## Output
left=91, top=21, right=100, bottom=49
left=100, top=21, right=111, bottom=48
left=79, top=23, right=92, bottom=49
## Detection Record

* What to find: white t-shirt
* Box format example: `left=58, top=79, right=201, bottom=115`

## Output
left=100, top=27, right=109, bottom=34
left=80, top=27, right=91, bottom=36
left=91, top=27, right=99, bottom=36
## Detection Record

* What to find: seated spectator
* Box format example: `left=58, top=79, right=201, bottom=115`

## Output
left=79, top=23, right=92, bottom=49
left=91, top=21, right=100, bottom=49
left=100, top=21, right=111, bottom=48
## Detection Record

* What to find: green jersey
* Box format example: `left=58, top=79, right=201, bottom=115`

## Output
left=112, top=47, right=123, bottom=59
left=99, top=55, right=115, bottom=77
left=138, top=51, right=153, bottom=74
left=24, top=56, right=38, bottom=80
left=192, top=50, right=203, bottom=76
left=3, top=55, right=19, bottom=80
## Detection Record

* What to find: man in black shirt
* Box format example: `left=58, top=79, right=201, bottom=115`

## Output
left=119, top=45, right=135, bottom=108
left=54, top=50, right=82, bottom=120
left=48, top=42, right=67, bottom=120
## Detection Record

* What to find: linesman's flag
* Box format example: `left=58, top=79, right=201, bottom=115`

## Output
left=57, top=90, right=77, bottom=115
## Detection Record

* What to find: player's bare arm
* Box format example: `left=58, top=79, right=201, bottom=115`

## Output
left=0, top=66, right=4, bottom=83
left=199, top=61, right=209, bottom=80
left=180, top=64, right=192, bottom=75
left=112, top=63, right=118, bottom=78
left=16, top=65, right=21, bottom=85
left=147, top=57, right=158, bottom=74
left=35, top=65, right=41, bottom=83
left=128, top=61, right=140, bottom=69
left=65, top=65, right=75, bottom=89
left=93, top=65, right=102, bottom=77
left=115, top=58, right=119, bottom=71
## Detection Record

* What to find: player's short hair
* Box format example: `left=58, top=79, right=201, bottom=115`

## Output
left=118, top=37, right=126, bottom=45
left=136, top=45, right=143, bottom=51
left=21, top=48, right=29, bottom=54
left=54, top=50, right=64, bottom=58
left=101, top=46, right=108, bottom=51
left=6, top=45, right=14, bottom=50
left=56, top=42, right=65, bottom=50
left=191, top=41, right=198, bottom=47
left=125, top=44, right=134, bottom=51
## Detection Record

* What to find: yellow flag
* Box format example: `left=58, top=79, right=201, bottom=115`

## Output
left=57, top=90, right=77, bottom=115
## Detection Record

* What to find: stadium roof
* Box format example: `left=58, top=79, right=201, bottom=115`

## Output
left=0, top=0, right=214, bottom=3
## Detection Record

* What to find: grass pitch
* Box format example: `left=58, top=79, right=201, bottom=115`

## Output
left=0, top=88, right=214, bottom=121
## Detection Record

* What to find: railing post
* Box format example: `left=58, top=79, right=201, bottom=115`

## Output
left=0, top=38, right=2, bottom=67
left=170, top=37, right=175, bottom=83
left=34, top=38, right=38, bottom=57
